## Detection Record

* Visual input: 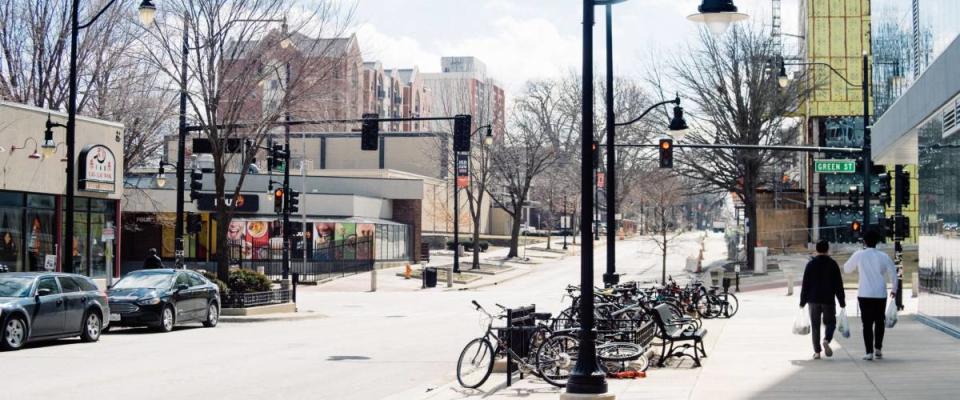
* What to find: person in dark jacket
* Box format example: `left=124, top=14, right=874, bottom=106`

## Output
left=800, top=240, right=846, bottom=359
left=144, top=248, right=164, bottom=269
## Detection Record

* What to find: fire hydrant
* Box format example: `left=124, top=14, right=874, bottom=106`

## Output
left=404, top=264, right=412, bottom=279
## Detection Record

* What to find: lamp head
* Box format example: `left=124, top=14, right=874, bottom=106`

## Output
left=483, top=126, right=494, bottom=145
left=668, top=105, right=689, bottom=141
left=777, top=59, right=789, bottom=88
left=687, top=0, right=749, bottom=35
left=138, top=0, right=157, bottom=26
left=155, top=174, right=167, bottom=188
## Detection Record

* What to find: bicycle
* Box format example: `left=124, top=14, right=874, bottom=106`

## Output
left=456, top=301, right=555, bottom=389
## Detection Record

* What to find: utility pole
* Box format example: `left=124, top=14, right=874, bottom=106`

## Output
left=603, top=3, right=618, bottom=287
left=282, top=48, right=291, bottom=281
left=175, top=13, right=189, bottom=268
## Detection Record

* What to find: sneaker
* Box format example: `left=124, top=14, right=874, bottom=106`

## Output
left=823, top=340, right=833, bottom=357
left=813, top=353, right=821, bottom=360
left=875, top=350, right=883, bottom=359
left=862, top=353, right=874, bottom=361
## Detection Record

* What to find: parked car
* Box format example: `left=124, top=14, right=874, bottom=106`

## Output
left=0, top=272, right=109, bottom=351
left=107, top=269, right=220, bottom=332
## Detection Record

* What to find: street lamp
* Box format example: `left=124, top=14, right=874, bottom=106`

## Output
left=571, top=0, right=747, bottom=395
left=687, top=0, right=749, bottom=35
left=483, top=126, right=494, bottom=146
left=138, top=0, right=157, bottom=26
left=155, top=161, right=177, bottom=188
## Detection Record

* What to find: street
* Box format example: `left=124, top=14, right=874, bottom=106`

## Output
left=1, top=233, right=717, bottom=400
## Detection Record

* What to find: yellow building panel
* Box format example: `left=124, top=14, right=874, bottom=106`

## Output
left=829, top=0, right=844, bottom=14
left=805, top=0, right=871, bottom=117
left=846, top=18, right=863, bottom=55
left=830, top=18, right=847, bottom=57
left=812, top=0, right=830, bottom=17
left=846, top=0, right=860, bottom=16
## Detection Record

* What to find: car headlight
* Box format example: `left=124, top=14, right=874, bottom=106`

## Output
left=137, top=297, right=161, bottom=305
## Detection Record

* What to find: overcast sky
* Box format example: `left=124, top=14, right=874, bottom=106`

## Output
left=349, top=0, right=800, bottom=95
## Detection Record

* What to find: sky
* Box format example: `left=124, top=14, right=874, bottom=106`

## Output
left=348, top=0, right=800, bottom=96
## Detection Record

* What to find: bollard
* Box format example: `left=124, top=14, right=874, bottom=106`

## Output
left=912, top=272, right=919, bottom=298
left=370, top=268, right=377, bottom=292
left=447, top=266, right=453, bottom=287
left=786, top=272, right=794, bottom=296
left=292, top=273, right=299, bottom=303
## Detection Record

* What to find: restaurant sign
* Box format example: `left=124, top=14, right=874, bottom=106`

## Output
left=78, top=144, right=117, bottom=193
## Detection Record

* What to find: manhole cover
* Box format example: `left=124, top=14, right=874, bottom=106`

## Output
left=327, top=355, right=371, bottom=361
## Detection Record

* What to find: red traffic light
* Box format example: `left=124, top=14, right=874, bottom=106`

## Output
left=851, top=220, right=861, bottom=232
left=274, top=188, right=284, bottom=198
left=660, top=140, right=672, bottom=150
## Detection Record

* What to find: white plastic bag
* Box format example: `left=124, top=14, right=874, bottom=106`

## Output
left=793, top=306, right=811, bottom=335
left=837, top=307, right=850, bottom=338
left=885, top=300, right=898, bottom=328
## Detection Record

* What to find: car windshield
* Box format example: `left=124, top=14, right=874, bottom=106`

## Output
left=113, top=273, right=174, bottom=290
left=0, top=277, right=35, bottom=297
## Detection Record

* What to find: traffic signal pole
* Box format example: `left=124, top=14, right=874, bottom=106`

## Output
left=894, top=164, right=904, bottom=310
left=603, top=3, right=618, bottom=288
left=175, top=15, right=189, bottom=269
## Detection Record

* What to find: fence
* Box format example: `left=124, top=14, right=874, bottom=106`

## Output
left=222, top=288, right=291, bottom=308
left=220, top=237, right=375, bottom=282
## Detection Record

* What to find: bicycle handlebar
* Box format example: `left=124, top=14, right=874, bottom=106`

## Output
left=472, top=300, right=482, bottom=310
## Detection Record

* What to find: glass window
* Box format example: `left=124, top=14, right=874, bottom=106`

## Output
left=186, top=271, right=205, bottom=287
left=0, top=207, right=22, bottom=271
left=175, top=272, right=191, bottom=288
left=27, top=210, right=55, bottom=272
left=58, top=276, right=80, bottom=293
left=113, top=272, right=174, bottom=290
left=0, top=192, right=23, bottom=207
left=0, top=276, right=34, bottom=297
left=36, top=276, right=60, bottom=295
left=27, top=194, right=54, bottom=209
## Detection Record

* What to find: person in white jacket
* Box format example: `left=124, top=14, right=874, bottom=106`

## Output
left=843, top=229, right=897, bottom=361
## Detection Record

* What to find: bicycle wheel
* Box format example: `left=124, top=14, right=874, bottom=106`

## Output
left=722, top=292, right=740, bottom=318
left=536, top=333, right=579, bottom=387
left=457, top=337, right=495, bottom=389
left=597, top=342, right=642, bottom=362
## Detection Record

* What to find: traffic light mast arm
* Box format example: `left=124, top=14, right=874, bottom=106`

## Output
left=184, top=115, right=469, bottom=133
left=614, top=143, right=863, bottom=154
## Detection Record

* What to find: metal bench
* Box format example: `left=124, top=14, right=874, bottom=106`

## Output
left=650, top=304, right=708, bottom=367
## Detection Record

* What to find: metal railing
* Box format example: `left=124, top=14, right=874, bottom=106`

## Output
left=224, top=237, right=375, bottom=282
left=223, top=288, right=291, bottom=308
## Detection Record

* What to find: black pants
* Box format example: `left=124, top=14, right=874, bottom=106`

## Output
left=809, top=303, right=836, bottom=353
left=858, top=297, right=887, bottom=354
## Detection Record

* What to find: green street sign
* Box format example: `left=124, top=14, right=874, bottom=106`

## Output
left=815, top=159, right=856, bottom=173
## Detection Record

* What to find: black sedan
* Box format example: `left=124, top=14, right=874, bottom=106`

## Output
left=0, top=273, right=109, bottom=351
left=107, top=269, right=220, bottom=332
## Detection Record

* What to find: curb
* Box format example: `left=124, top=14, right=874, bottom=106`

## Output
left=445, top=266, right=536, bottom=291
left=219, top=311, right=327, bottom=323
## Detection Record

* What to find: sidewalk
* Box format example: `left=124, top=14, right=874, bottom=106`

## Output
left=417, top=288, right=960, bottom=400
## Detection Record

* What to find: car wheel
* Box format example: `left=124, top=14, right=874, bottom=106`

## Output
left=157, top=305, right=175, bottom=333
left=80, top=311, right=102, bottom=342
left=203, top=302, right=219, bottom=328
left=1, top=316, right=27, bottom=351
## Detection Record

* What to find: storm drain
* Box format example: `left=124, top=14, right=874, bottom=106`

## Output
left=327, top=355, right=371, bottom=361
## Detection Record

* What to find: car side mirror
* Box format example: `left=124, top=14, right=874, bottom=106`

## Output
left=37, top=288, right=53, bottom=297
left=176, top=284, right=189, bottom=292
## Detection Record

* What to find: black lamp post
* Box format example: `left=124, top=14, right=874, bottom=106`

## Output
left=49, top=0, right=156, bottom=274
left=568, top=0, right=745, bottom=395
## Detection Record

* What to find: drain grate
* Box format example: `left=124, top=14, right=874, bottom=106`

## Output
left=327, top=355, right=371, bottom=361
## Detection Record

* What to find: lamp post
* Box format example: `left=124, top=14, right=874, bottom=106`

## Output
left=568, top=0, right=745, bottom=395
left=778, top=54, right=873, bottom=230
left=453, top=124, right=492, bottom=274
left=49, top=0, right=156, bottom=274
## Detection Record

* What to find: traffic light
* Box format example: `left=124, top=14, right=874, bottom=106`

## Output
left=273, top=188, right=284, bottom=214
left=878, top=172, right=892, bottom=207
left=895, top=215, right=911, bottom=238
left=286, top=188, right=300, bottom=213
left=453, top=114, right=472, bottom=152
left=879, top=216, right=895, bottom=238
left=847, top=185, right=860, bottom=205
left=361, top=113, right=379, bottom=151
left=895, top=170, right=911, bottom=207
left=851, top=220, right=862, bottom=238
left=269, top=144, right=286, bottom=171
left=187, top=213, right=202, bottom=234
left=591, top=140, right=600, bottom=169
left=189, top=169, right=203, bottom=201
left=659, top=138, right=673, bottom=168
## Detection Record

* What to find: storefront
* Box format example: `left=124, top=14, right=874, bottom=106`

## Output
left=0, top=101, right=124, bottom=279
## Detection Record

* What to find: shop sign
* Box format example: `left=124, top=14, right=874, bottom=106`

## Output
left=456, top=153, right=469, bottom=189
left=196, top=193, right=260, bottom=213
left=78, top=144, right=117, bottom=193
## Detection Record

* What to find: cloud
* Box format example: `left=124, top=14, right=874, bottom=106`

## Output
left=437, top=16, right=580, bottom=92
left=353, top=23, right=441, bottom=71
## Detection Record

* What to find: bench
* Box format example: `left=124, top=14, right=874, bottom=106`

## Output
left=650, top=304, right=708, bottom=367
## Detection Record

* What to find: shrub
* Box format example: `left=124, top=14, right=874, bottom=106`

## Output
left=446, top=240, right=490, bottom=252
left=226, top=269, right=273, bottom=294
left=199, top=270, right=230, bottom=297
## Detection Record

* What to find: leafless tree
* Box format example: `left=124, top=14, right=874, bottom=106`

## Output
left=139, top=0, right=352, bottom=281
left=639, top=169, right=688, bottom=284
left=651, top=25, right=812, bottom=273
left=489, top=80, right=559, bottom=257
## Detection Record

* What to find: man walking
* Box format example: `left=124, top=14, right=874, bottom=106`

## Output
left=843, top=229, right=897, bottom=361
left=800, top=240, right=845, bottom=359
left=144, top=248, right=164, bottom=269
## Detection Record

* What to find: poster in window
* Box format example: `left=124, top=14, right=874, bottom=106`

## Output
left=245, top=220, right=269, bottom=259
left=313, top=222, right=335, bottom=261
left=335, top=223, right=356, bottom=260
left=357, top=224, right=375, bottom=260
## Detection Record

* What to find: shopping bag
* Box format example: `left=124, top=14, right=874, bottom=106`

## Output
left=837, top=308, right=850, bottom=338
left=793, top=306, right=811, bottom=335
left=885, top=300, right=898, bottom=328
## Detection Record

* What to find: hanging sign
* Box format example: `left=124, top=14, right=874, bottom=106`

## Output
left=78, top=144, right=117, bottom=193
left=456, top=153, right=469, bottom=189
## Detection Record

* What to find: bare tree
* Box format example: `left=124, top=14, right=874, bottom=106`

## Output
left=139, top=0, right=352, bottom=281
left=489, top=81, right=560, bottom=257
left=652, top=25, right=811, bottom=273
left=639, top=169, right=688, bottom=284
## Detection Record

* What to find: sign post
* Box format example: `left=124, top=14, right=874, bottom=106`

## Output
left=102, top=222, right=115, bottom=288
left=454, top=153, right=469, bottom=273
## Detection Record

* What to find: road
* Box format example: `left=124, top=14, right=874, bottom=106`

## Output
left=1, top=232, right=724, bottom=400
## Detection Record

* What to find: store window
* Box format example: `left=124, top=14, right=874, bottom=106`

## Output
left=62, top=197, right=118, bottom=278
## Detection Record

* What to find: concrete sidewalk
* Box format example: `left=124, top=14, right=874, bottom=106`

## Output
left=420, top=289, right=960, bottom=400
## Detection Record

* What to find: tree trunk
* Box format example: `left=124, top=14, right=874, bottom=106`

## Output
left=215, top=172, right=230, bottom=283
left=743, top=169, right=759, bottom=273
left=471, top=213, right=481, bottom=269
left=508, top=210, right=522, bottom=258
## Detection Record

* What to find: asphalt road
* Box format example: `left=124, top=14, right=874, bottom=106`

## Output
left=1, top=232, right=722, bottom=400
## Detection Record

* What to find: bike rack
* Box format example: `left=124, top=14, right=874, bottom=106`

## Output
left=502, top=305, right=536, bottom=387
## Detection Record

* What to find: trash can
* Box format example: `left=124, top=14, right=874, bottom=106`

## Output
left=424, top=267, right=438, bottom=288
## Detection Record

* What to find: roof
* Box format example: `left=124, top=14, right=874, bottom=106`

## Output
left=225, top=32, right=357, bottom=60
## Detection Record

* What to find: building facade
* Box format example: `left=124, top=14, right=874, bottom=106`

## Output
left=0, top=101, right=124, bottom=280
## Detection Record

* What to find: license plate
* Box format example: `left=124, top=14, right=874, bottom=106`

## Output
left=110, top=313, right=122, bottom=322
